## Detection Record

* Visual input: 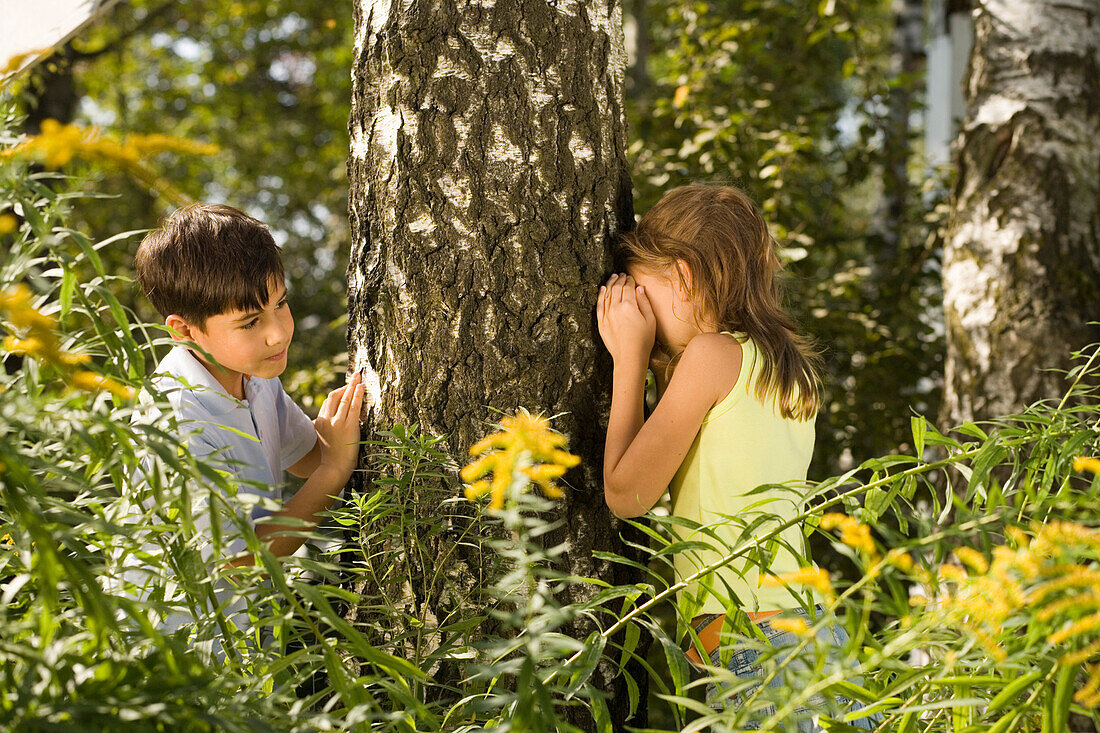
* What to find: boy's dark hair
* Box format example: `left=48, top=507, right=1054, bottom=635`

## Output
left=135, top=203, right=285, bottom=329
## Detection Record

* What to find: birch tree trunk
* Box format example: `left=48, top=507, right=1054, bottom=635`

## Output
left=346, top=0, right=637, bottom=724
left=942, top=0, right=1100, bottom=425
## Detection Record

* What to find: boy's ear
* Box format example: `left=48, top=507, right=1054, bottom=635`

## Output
left=165, top=314, right=197, bottom=342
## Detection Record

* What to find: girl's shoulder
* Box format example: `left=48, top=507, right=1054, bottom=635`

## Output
left=676, top=332, right=744, bottom=409
left=682, top=331, right=744, bottom=361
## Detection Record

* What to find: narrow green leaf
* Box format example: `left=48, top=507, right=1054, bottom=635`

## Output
left=987, top=669, right=1044, bottom=714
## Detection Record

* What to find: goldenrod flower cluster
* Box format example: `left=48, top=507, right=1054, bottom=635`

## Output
left=1, top=119, right=218, bottom=169
left=461, top=411, right=580, bottom=511
left=761, top=567, right=836, bottom=601
left=0, top=284, right=134, bottom=399
left=0, top=119, right=217, bottom=205
left=906, top=507, right=1100, bottom=707
left=820, top=513, right=880, bottom=560
left=1074, top=457, right=1100, bottom=475
left=769, top=617, right=811, bottom=637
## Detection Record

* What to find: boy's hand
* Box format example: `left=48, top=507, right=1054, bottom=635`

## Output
left=314, top=371, right=365, bottom=481
left=597, top=273, right=656, bottom=367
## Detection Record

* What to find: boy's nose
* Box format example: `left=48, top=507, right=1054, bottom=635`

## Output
left=267, top=320, right=292, bottom=346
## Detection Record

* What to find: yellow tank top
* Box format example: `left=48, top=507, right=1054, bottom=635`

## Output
left=669, top=333, right=817, bottom=616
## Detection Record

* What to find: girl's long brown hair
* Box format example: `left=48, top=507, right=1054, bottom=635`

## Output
left=617, top=183, right=822, bottom=421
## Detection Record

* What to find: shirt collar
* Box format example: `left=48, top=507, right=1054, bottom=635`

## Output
left=157, top=345, right=256, bottom=416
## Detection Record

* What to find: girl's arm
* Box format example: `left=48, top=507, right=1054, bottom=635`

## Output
left=597, top=275, right=741, bottom=518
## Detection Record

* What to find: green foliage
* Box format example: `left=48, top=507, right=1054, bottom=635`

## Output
left=27, top=0, right=947, bottom=477
left=22, top=0, right=352, bottom=390
left=0, top=102, right=424, bottom=730
left=9, top=6, right=1100, bottom=732
left=7, top=113, right=1100, bottom=728
left=630, top=0, right=944, bottom=476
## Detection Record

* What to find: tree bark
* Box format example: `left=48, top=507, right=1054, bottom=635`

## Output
left=942, top=0, right=1100, bottom=425
left=347, top=0, right=639, bottom=725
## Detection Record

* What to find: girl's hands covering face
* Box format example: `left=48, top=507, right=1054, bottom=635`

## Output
left=596, top=273, right=656, bottom=367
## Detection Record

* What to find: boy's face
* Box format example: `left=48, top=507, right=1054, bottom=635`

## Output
left=167, top=277, right=294, bottom=395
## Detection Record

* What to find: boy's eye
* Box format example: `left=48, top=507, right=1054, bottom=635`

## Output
left=242, top=318, right=259, bottom=330
left=276, top=299, right=287, bottom=309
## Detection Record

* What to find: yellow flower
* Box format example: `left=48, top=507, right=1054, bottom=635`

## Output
left=673, top=84, right=690, bottom=108
left=69, top=370, right=136, bottom=400
left=0, top=214, right=16, bottom=234
left=1074, top=457, right=1100, bottom=475
left=1061, top=638, right=1100, bottom=666
left=2, top=335, right=45, bottom=356
left=769, top=617, right=810, bottom=636
left=939, top=564, right=968, bottom=583
left=761, top=567, right=835, bottom=600
left=0, top=285, right=56, bottom=330
left=1005, top=525, right=1031, bottom=549
left=1076, top=663, right=1100, bottom=707
left=819, top=512, right=879, bottom=558
left=1045, top=520, right=1100, bottom=553
left=954, top=547, right=990, bottom=574
left=958, top=620, right=1006, bottom=662
left=2, top=48, right=49, bottom=77
left=1, top=122, right=217, bottom=205
left=461, top=410, right=579, bottom=511
left=1049, top=611, right=1100, bottom=645
left=886, top=548, right=914, bottom=573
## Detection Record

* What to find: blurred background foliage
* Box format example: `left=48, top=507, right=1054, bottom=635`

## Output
left=11, top=0, right=943, bottom=474
left=626, top=0, right=944, bottom=476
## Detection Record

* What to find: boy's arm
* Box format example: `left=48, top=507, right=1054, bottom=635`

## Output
left=286, top=439, right=322, bottom=478
left=250, top=462, right=348, bottom=558
left=231, top=372, right=365, bottom=564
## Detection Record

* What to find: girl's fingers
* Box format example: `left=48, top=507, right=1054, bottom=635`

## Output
left=623, top=277, right=637, bottom=306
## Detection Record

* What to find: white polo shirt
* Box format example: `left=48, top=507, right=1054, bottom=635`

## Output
left=123, top=345, right=317, bottom=639
left=152, top=345, right=318, bottom=522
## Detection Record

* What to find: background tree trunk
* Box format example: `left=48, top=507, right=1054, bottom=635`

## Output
left=876, top=0, right=925, bottom=267
left=346, top=0, right=640, bottom=725
left=942, top=0, right=1100, bottom=425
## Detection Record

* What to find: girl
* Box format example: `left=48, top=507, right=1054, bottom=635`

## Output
left=596, top=183, right=875, bottom=729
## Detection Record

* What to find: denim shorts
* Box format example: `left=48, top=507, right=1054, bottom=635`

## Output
left=699, top=605, right=882, bottom=731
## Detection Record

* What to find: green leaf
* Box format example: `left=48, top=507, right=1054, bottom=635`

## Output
left=59, top=267, right=75, bottom=320
left=844, top=697, right=903, bottom=721
left=563, top=632, right=605, bottom=699
left=1045, top=663, right=1076, bottom=733
left=911, top=416, right=926, bottom=457
left=986, top=669, right=1044, bottom=714
left=618, top=622, right=640, bottom=674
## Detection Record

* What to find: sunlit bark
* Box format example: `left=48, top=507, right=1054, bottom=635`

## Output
left=943, top=0, right=1100, bottom=424
left=346, top=0, right=640, bottom=726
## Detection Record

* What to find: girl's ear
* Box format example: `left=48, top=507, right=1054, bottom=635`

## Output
left=674, top=259, right=693, bottom=293
left=165, top=314, right=195, bottom=342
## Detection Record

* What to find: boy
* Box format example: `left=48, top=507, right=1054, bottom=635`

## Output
left=130, top=203, right=363, bottom=627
